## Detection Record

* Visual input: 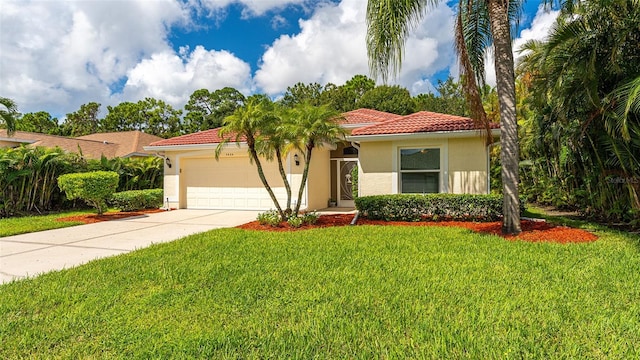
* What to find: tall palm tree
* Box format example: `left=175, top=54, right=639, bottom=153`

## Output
left=217, top=96, right=286, bottom=218
left=284, top=102, right=346, bottom=215
left=1, top=97, right=18, bottom=136
left=366, top=0, right=522, bottom=234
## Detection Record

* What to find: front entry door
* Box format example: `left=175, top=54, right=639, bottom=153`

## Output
left=338, top=160, right=357, bottom=207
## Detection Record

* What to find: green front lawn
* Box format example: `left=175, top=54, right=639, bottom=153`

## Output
left=1, top=225, right=639, bottom=358
left=0, top=210, right=92, bottom=237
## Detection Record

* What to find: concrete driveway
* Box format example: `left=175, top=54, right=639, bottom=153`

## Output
left=0, top=209, right=259, bottom=284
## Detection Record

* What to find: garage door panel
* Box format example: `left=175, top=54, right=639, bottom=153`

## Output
left=182, top=157, right=287, bottom=210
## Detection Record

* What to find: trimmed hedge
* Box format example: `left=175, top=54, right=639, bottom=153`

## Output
left=58, top=171, right=119, bottom=215
left=110, top=189, right=163, bottom=212
left=355, top=194, right=526, bottom=222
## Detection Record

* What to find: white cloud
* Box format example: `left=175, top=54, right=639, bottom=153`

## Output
left=271, top=14, right=289, bottom=29
left=255, top=0, right=456, bottom=96
left=484, top=6, right=559, bottom=87
left=121, top=46, right=253, bottom=107
left=1, top=0, right=191, bottom=116
left=197, top=0, right=308, bottom=17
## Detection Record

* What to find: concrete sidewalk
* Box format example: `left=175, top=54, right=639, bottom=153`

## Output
left=0, top=209, right=259, bottom=284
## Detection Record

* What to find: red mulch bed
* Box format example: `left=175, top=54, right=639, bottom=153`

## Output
left=56, top=208, right=166, bottom=224
left=237, top=214, right=598, bottom=244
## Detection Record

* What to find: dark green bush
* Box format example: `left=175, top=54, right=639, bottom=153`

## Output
left=355, top=194, right=526, bottom=222
left=110, top=189, right=163, bottom=212
left=58, top=171, right=119, bottom=215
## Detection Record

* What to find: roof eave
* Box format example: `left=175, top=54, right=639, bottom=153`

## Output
left=347, top=128, right=500, bottom=142
left=144, top=142, right=247, bottom=152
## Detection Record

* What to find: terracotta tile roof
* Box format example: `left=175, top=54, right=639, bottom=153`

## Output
left=145, top=109, right=495, bottom=148
left=340, top=108, right=402, bottom=125
left=0, top=130, right=162, bottom=159
left=350, top=111, right=499, bottom=136
left=148, top=128, right=243, bottom=147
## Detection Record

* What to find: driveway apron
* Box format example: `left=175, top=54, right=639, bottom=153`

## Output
left=0, top=210, right=259, bottom=284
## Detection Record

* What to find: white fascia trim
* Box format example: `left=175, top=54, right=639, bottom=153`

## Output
left=347, top=129, right=500, bottom=142
left=143, top=142, right=247, bottom=152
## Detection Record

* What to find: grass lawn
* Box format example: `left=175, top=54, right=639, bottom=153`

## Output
left=0, top=210, right=94, bottom=237
left=1, top=222, right=639, bottom=358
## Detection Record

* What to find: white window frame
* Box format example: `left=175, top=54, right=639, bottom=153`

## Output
left=392, top=142, right=448, bottom=194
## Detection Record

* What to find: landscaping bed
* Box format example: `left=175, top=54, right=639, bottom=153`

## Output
left=56, top=208, right=165, bottom=224
left=237, top=213, right=598, bottom=243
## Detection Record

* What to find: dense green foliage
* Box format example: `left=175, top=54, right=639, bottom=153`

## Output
left=1, top=225, right=638, bottom=358
left=110, top=189, right=164, bottom=212
left=0, top=146, right=162, bottom=218
left=356, top=194, right=525, bottom=222
left=1, top=97, right=20, bottom=135
left=355, top=84, right=416, bottom=115
left=518, top=0, right=640, bottom=226
left=0, top=146, right=78, bottom=217
left=58, top=171, right=119, bottom=215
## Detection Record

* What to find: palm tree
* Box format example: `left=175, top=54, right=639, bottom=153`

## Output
left=517, top=0, right=640, bottom=221
left=366, top=0, right=522, bottom=234
left=284, top=102, right=346, bottom=215
left=217, top=96, right=286, bottom=219
left=1, top=97, right=18, bottom=136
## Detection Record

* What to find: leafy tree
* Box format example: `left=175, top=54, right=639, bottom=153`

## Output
left=104, top=98, right=182, bottom=138
left=321, top=75, right=377, bottom=112
left=357, top=85, right=416, bottom=115
left=414, top=77, right=470, bottom=116
left=366, top=0, right=523, bottom=234
left=103, top=102, right=139, bottom=132
left=16, top=112, right=60, bottom=134
left=0, top=97, right=19, bottom=136
left=183, top=87, right=245, bottom=132
left=62, top=102, right=101, bottom=137
left=280, top=82, right=324, bottom=108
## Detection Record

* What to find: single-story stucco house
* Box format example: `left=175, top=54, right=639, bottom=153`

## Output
left=144, top=109, right=499, bottom=210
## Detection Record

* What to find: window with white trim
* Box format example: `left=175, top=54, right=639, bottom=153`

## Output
left=400, top=148, right=440, bottom=193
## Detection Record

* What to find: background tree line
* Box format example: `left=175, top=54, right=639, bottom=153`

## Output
left=7, top=75, right=471, bottom=139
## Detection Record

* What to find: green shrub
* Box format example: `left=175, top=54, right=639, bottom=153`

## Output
left=257, top=210, right=281, bottom=227
left=287, top=216, right=303, bottom=228
left=110, top=189, right=163, bottom=212
left=58, top=171, right=119, bottom=215
left=301, top=211, right=319, bottom=225
left=355, top=194, right=526, bottom=222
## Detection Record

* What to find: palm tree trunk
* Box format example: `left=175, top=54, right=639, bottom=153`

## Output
left=488, top=0, right=522, bottom=235
left=248, top=146, right=285, bottom=218
left=275, top=147, right=293, bottom=216
left=294, top=145, right=313, bottom=216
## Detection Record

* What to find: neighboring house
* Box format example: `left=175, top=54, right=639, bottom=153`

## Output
left=0, top=130, right=163, bottom=159
left=144, top=109, right=499, bottom=210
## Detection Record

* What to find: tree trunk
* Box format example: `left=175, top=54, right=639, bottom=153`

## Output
left=294, top=145, right=313, bottom=216
left=275, top=147, right=293, bottom=216
left=248, top=146, right=285, bottom=218
left=488, top=0, right=522, bottom=235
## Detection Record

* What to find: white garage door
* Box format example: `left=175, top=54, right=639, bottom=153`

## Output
left=182, top=156, right=287, bottom=210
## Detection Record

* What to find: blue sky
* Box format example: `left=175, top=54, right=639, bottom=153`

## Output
left=1, top=0, right=558, bottom=119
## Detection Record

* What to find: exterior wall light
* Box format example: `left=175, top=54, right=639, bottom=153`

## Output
left=294, top=153, right=300, bottom=166
left=165, top=157, right=172, bottom=168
